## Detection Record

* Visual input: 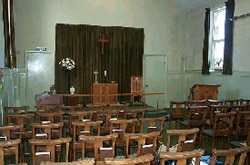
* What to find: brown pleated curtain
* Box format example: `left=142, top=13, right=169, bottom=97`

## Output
left=2, top=0, right=16, bottom=68
left=55, top=24, right=144, bottom=103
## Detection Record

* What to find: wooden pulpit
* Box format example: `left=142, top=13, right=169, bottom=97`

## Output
left=191, top=84, right=220, bottom=100
left=92, top=83, right=118, bottom=105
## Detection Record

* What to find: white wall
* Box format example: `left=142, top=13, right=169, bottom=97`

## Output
left=0, top=1, right=5, bottom=68
left=14, top=0, right=182, bottom=69
left=179, top=0, right=250, bottom=101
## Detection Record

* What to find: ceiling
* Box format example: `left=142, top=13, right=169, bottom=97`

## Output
left=169, top=0, right=213, bottom=11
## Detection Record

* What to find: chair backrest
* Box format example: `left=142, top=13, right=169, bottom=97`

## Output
left=95, top=110, right=120, bottom=127
left=224, top=99, right=240, bottom=106
left=210, top=105, right=230, bottom=125
left=86, top=104, right=105, bottom=111
left=4, top=106, right=29, bottom=115
left=0, top=139, right=21, bottom=165
left=5, top=113, right=34, bottom=127
left=71, top=121, right=103, bottom=143
left=61, top=105, right=82, bottom=113
left=40, top=159, right=95, bottom=165
left=207, top=99, right=224, bottom=106
left=169, top=101, right=187, bottom=119
left=131, top=76, right=143, bottom=94
left=160, top=149, right=205, bottom=165
left=110, top=119, right=137, bottom=134
left=29, top=138, right=72, bottom=164
left=79, top=133, right=118, bottom=161
left=188, top=106, right=208, bottom=129
left=140, top=117, right=165, bottom=133
left=36, top=105, right=58, bottom=113
left=211, top=147, right=250, bottom=165
left=68, top=111, right=94, bottom=124
left=124, top=132, right=160, bottom=157
left=235, top=111, right=250, bottom=140
left=104, top=154, right=154, bottom=165
left=109, top=103, right=129, bottom=111
left=124, top=109, right=145, bottom=120
left=213, top=112, right=236, bottom=136
left=232, top=105, right=247, bottom=112
left=32, top=123, right=64, bottom=139
left=37, top=112, right=64, bottom=123
left=188, top=100, right=207, bottom=106
left=165, top=128, right=199, bottom=152
left=0, top=124, right=23, bottom=140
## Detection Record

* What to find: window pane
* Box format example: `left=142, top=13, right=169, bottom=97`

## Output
left=213, top=8, right=226, bottom=40
left=213, top=41, right=224, bottom=68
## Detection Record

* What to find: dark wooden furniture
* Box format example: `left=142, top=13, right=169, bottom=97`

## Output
left=0, top=139, right=21, bottom=165
left=211, top=147, right=250, bottom=165
left=71, top=120, right=103, bottom=160
left=165, top=128, right=199, bottom=152
left=160, top=149, right=205, bottom=165
left=166, top=101, right=187, bottom=129
left=92, top=83, right=118, bottom=105
left=200, top=112, right=236, bottom=149
left=79, top=133, right=118, bottom=163
left=124, top=132, right=160, bottom=158
left=191, top=84, right=220, bottom=100
left=130, top=76, right=144, bottom=105
left=105, top=154, right=154, bottom=165
left=29, top=138, right=71, bottom=164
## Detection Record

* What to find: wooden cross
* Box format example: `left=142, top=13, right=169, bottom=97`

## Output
left=98, top=35, right=108, bottom=55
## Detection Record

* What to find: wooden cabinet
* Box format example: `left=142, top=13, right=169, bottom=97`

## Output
left=191, top=84, right=220, bottom=100
left=92, top=83, right=118, bottom=105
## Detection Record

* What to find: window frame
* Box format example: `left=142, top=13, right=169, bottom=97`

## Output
left=208, top=5, right=226, bottom=71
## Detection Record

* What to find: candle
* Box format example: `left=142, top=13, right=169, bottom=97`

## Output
left=104, top=70, right=107, bottom=77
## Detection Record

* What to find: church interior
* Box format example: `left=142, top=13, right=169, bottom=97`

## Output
left=0, top=0, right=250, bottom=164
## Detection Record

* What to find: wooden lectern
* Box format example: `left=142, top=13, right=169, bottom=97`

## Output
left=190, top=84, right=220, bottom=100
left=92, top=83, right=118, bottom=105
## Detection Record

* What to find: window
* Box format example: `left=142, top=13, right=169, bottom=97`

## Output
left=209, top=6, right=226, bottom=70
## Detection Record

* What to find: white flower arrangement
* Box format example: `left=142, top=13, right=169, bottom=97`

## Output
left=59, top=58, right=75, bottom=71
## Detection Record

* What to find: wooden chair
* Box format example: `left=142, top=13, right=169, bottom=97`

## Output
left=165, top=128, right=199, bottom=152
left=224, top=99, right=240, bottom=106
left=0, top=139, right=21, bottom=165
left=104, top=154, right=154, bottom=165
left=180, top=106, right=208, bottom=131
left=130, top=76, right=144, bottom=105
left=61, top=104, right=82, bottom=113
left=0, top=125, right=23, bottom=163
left=200, top=112, right=236, bottom=149
left=95, top=110, right=120, bottom=135
left=4, top=106, right=29, bottom=115
left=166, top=101, right=187, bottom=129
left=211, top=147, right=250, bottom=165
left=29, top=138, right=71, bottom=165
left=37, top=112, right=64, bottom=123
left=230, top=128, right=250, bottom=148
left=86, top=104, right=105, bottom=111
left=124, top=132, right=160, bottom=158
left=71, top=120, right=103, bottom=161
left=32, top=123, right=64, bottom=140
left=208, top=105, right=229, bottom=127
left=40, top=159, right=95, bottom=165
left=232, top=104, right=247, bottom=112
left=160, top=149, right=205, bottom=165
left=234, top=111, right=250, bottom=140
left=109, top=103, right=129, bottom=119
left=36, top=105, right=58, bottom=113
left=187, top=100, right=207, bottom=106
left=124, top=109, right=145, bottom=132
left=80, top=133, right=118, bottom=163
